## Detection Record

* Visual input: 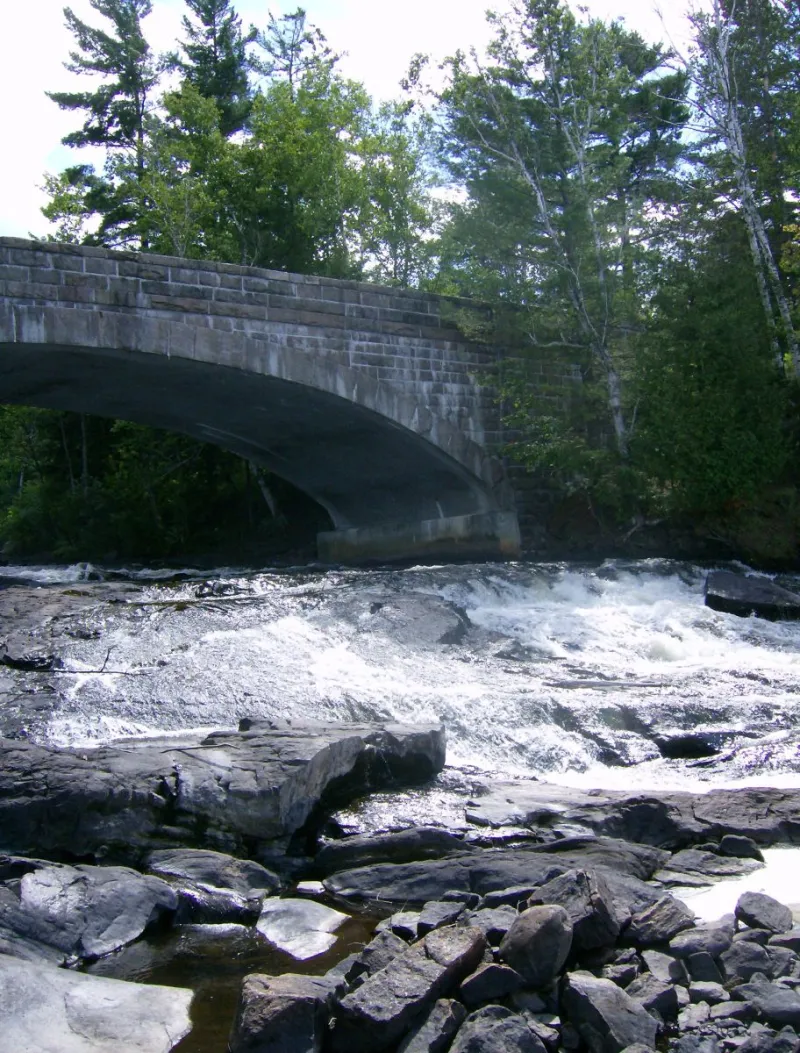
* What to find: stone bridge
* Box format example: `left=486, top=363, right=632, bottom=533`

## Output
left=0, top=237, right=521, bottom=563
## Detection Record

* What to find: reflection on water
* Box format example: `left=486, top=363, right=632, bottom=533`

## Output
left=85, top=913, right=378, bottom=1053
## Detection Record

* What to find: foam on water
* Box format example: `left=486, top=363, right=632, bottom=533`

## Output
left=13, top=560, right=800, bottom=790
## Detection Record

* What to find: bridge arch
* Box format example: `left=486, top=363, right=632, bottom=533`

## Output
left=0, top=240, right=520, bottom=562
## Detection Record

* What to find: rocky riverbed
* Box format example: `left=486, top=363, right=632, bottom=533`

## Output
left=2, top=560, right=800, bottom=1052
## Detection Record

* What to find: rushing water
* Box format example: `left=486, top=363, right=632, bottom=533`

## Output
left=4, top=558, right=800, bottom=791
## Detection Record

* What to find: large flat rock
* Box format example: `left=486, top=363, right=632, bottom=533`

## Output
left=705, top=570, right=800, bottom=620
left=464, top=780, right=800, bottom=848
left=0, top=720, right=445, bottom=861
left=0, top=953, right=193, bottom=1052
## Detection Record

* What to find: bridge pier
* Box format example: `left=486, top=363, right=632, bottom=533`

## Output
left=317, top=511, right=521, bottom=565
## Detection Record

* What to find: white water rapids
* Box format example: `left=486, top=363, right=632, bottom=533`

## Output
left=3, top=558, right=800, bottom=792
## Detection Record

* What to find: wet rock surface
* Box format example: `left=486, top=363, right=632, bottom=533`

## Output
left=0, top=720, right=446, bottom=862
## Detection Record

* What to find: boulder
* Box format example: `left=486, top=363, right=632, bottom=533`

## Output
left=690, top=982, right=729, bottom=1005
left=465, top=906, right=519, bottom=946
left=315, top=828, right=473, bottom=876
left=561, top=972, right=659, bottom=1053
left=499, top=905, right=573, bottom=988
left=459, top=963, right=525, bottom=1008
left=449, top=1005, right=547, bottom=1053
left=667, top=849, right=763, bottom=879
left=687, top=952, right=724, bottom=983
left=735, top=1026, right=800, bottom=1053
left=737, top=894, right=794, bottom=935
left=669, top=922, right=734, bottom=960
left=397, top=999, right=467, bottom=1053
left=332, top=925, right=486, bottom=1052
left=732, top=978, right=800, bottom=1028
left=377, top=911, right=420, bottom=941
left=528, top=869, right=620, bottom=950
left=720, top=836, right=765, bottom=862
left=348, top=930, right=408, bottom=982
left=0, top=953, right=192, bottom=1052
left=0, top=721, right=446, bottom=861
left=770, top=933, right=800, bottom=954
left=627, top=897, right=695, bottom=947
left=641, top=949, right=689, bottom=985
left=704, top=570, right=800, bottom=621
left=256, top=898, right=348, bottom=960
left=418, top=901, right=466, bottom=937
left=229, top=972, right=337, bottom=1053
left=0, top=857, right=176, bottom=963
left=721, top=941, right=775, bottom=982
left=146, top=847, right=280, bottom=923
left=625, top=974, right=679, bottom=1019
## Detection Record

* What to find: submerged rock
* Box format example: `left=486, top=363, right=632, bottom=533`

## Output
left=0, top=954, right=192, bottom=1052
left=256, top=898, right=349, bottom=960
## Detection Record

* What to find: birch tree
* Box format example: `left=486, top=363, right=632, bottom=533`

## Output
left=685, top=0, right=800, bottom=373
left=436, top=0, right=687, bottom=462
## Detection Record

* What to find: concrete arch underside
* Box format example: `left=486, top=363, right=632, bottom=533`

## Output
left=0, top=305, right=519, bottom=563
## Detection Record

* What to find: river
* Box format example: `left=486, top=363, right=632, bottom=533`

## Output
left=3, top=557, right=800, bottom=792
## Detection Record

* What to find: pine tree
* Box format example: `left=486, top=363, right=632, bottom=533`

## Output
left=174, top=0, right=253, bottom=136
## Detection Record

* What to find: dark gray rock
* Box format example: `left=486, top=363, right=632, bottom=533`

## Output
left=770, top=933, right=800, bottom=955
left=735, top=1025, right=800, bottom=1053
left=146, top=847, right=279, bottom=923
left=377, top=911, right=420, bottom=941
left=499, top=906, right=573, bottom=988
left=678, top=1002, right=711, bottom=1031
left=323, top=840, right=664, bottom=913
left=668, top=850, right=763, bottom=879
left=332, top=925, right=486, bottom=1052
left=625, top=974, right=679, bottom=1019
left=229, top=972, right=337, bottom=1053
left=528, top=869, right=620, bottom=951
left=418, top=901, right=466, bottom=937
left=642, top=949, right=689, bottom=985
left=397, top=999, right=467, bottom=1053
left=732, top=978, right=800, bottom=1028
left=722, top=942, right=775, bottom=982
left=690, top=982, right=730, bottom=1004
left=483, top=885, right=539, bottom=910
left=347, top=930, right=408, bottom=983
left=561, top=971, right=659, bottom=1052
left=737, top=930, right=774, bottom=947
left=315, top=828, right=472, bottom=877
left=670, top=922, right=734, bottom=960
left=720, top=836, right=765, bottom=862
left=443, top=890, right=481, bottom=909
left=627, top=896, right=695, bottom=947
left=768, top=948, right=799, bottom=978
left=671, top=1038, right=719, bottom=1053
left=0, top=721, right=446, bottom=861
left=0, top=857, right=176, bottom=964
left=710, top=1001, right=756, bottom=1022
left=687, top=952, right=725, bottom=983
left=0, top=954, right=193, bottom=1053
left=460, top=963, right=525, bottom=1008
left=737, top=894, right=794, bottom=936
left=603, top=963, right=639, bottom=987
left=704, top=570, right=800, bottom=621
left=449, top=1005, right=547, bottom=1053
left=464, top=907, right=519, bottom=945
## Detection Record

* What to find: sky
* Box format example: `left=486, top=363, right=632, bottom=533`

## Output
left=0, top=0, right=694, bottom=240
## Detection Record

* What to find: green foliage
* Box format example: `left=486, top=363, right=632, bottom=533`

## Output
left=634, top=218, right=790, bottom=514
left=172, top=0, right=253, bottom=136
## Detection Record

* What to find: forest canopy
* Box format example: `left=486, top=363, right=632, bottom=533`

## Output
left=2, top=0, right=799, bottom=564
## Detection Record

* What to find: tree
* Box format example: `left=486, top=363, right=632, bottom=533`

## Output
left=173, top=0, right=253, bottom=136
left=434, top=0, right=687, bottom=464
left=684, top=0, right=800, bottom=373
left=46, top=0, right=162, bottom=246
left=251, top=7, right=336, bottom=100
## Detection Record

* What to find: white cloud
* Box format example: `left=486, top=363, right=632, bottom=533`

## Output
left=0, top=0, right=692, bottom=240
